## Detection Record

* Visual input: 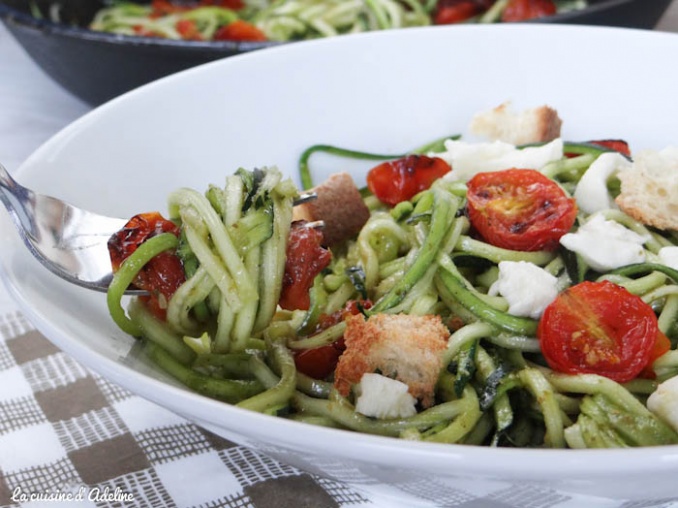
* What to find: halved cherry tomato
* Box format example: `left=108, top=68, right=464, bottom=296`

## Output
left=538, top=280, right=660, bottom=383
left=501, top=0, right=557, bottom=22
left=279, top=221, right=332, bottom=311
left=366, top=155, right=451, bottom=207
left=433, top=0, right=481, bottom=24
left=214, top=20, right=267, bottom=41
left=108, top=212, right=185, bottom=319
left=466, top=168, right=577, bottom=251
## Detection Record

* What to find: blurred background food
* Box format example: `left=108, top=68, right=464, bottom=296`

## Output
left=86, top=0, right=590, bottom=42
left=0, top=0, right=673, bottom=105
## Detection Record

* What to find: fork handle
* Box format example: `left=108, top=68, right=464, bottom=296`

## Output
left=0, top=162, right=37, bottom=238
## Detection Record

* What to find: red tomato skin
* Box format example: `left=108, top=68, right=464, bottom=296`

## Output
left=138, top=253, right=186, bottom=319
left=590, top=139, right=631, bottom=157
left=366, top=155, right=452, bottom=206
left=433, top=0, right=495, bottom=24
left=108, top=212, right=180, bottom=270
left=466, top=168, right=577, bottom=252
left=214, top=20, right=267, bottom=41
left=501, top=0, right=557, bottom=22
left=279, top=221, right=332, bottom=311
left=294, top=343, right=344, bottom=380
left=433, top=0, right=480, bottom=24
left=538, top=281, right=658, bottom=383
left=565, top=139, right=632, bottom=159
left=108, top=212, right=185, bottom=320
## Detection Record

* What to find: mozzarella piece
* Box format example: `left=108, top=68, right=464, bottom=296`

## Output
left=354, top=373, right=417, bottom=419
left=647, top=375, right=678, bottom=433
left=437, top=138, right=563, bottom=182
left=560, top=215, right=649, bottom=272
left=659, top=246, right=678, bottom=271
left=488, top=261, right=559, bottom=319
left=574, top=152, right=632, bottom=214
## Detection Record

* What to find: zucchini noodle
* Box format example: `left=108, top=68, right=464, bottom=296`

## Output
left=108, top=125, right=678, bottom=449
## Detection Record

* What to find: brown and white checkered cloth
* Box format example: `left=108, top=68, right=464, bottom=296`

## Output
left=0, top=311, right=374, bottom=508
left=1, top=308, right=678, bottom=508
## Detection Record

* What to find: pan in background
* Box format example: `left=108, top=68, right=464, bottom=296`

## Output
left=0, top=0, right=673, bottom=106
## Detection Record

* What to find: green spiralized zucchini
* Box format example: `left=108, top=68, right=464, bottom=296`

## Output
left=106, top=128, right=678, bottom=450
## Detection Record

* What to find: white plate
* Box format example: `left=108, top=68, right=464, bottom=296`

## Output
left=2, top=23, right=678, bottom=504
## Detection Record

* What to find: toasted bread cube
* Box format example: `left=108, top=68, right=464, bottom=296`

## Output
left=615, top=147, right=678, bottom=231
left=469, top=102, right=562, bottom=145
left=293, top=172, right=370, bottom=247
left=334, top=313, right=449, bottom=408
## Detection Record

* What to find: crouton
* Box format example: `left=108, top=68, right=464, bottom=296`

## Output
left=293, top=172, right=370, bottom=247
left=334, top=313, right=449, bottom=408
left=615, top=147, right=678, bottom=231
left=469, top=102, right=562, bottom=146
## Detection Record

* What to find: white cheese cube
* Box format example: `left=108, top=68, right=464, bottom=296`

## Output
left=659, top=246, right=678, bottom=271
left=354, top=373, right=417, bottom=419
left=488, top=261, right=559, bottom=319
left=559, top=215, right=649, bottom=272
left=647, top=375, right=678, bottom=433
left=437, top=138, right=563, bottom=182
left=574, top=152, right=631, bottom=214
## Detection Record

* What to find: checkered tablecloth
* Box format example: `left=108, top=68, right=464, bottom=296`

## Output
left=3, top=305, right=678, bottom=508
left=0, top=310, right=376, bottom=508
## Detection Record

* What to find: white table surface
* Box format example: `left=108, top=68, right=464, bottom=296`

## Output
left=2, top=5, right=678, bottom=507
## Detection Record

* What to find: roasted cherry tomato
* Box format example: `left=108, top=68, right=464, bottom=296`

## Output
left=433, top=0, right=480, bottom=24
left=279, top=221, right=332, bottom=311
left=366, top=155, right=451, bottom=207
left=501, top=0, right=557, bottom=22
left=294, top=340, right=345, bottom=380
left=108, top=212, right=185, bottom=319
left=538, top=280, right=660, bottom=383
left=466, top=168, right=577, bottom=251
left=214, top=20, right=267, bottom=41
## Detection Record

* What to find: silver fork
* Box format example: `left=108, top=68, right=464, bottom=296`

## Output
left=0, top=162, right=139, bottom=294
left=0, top=162, right=319, bottom=295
